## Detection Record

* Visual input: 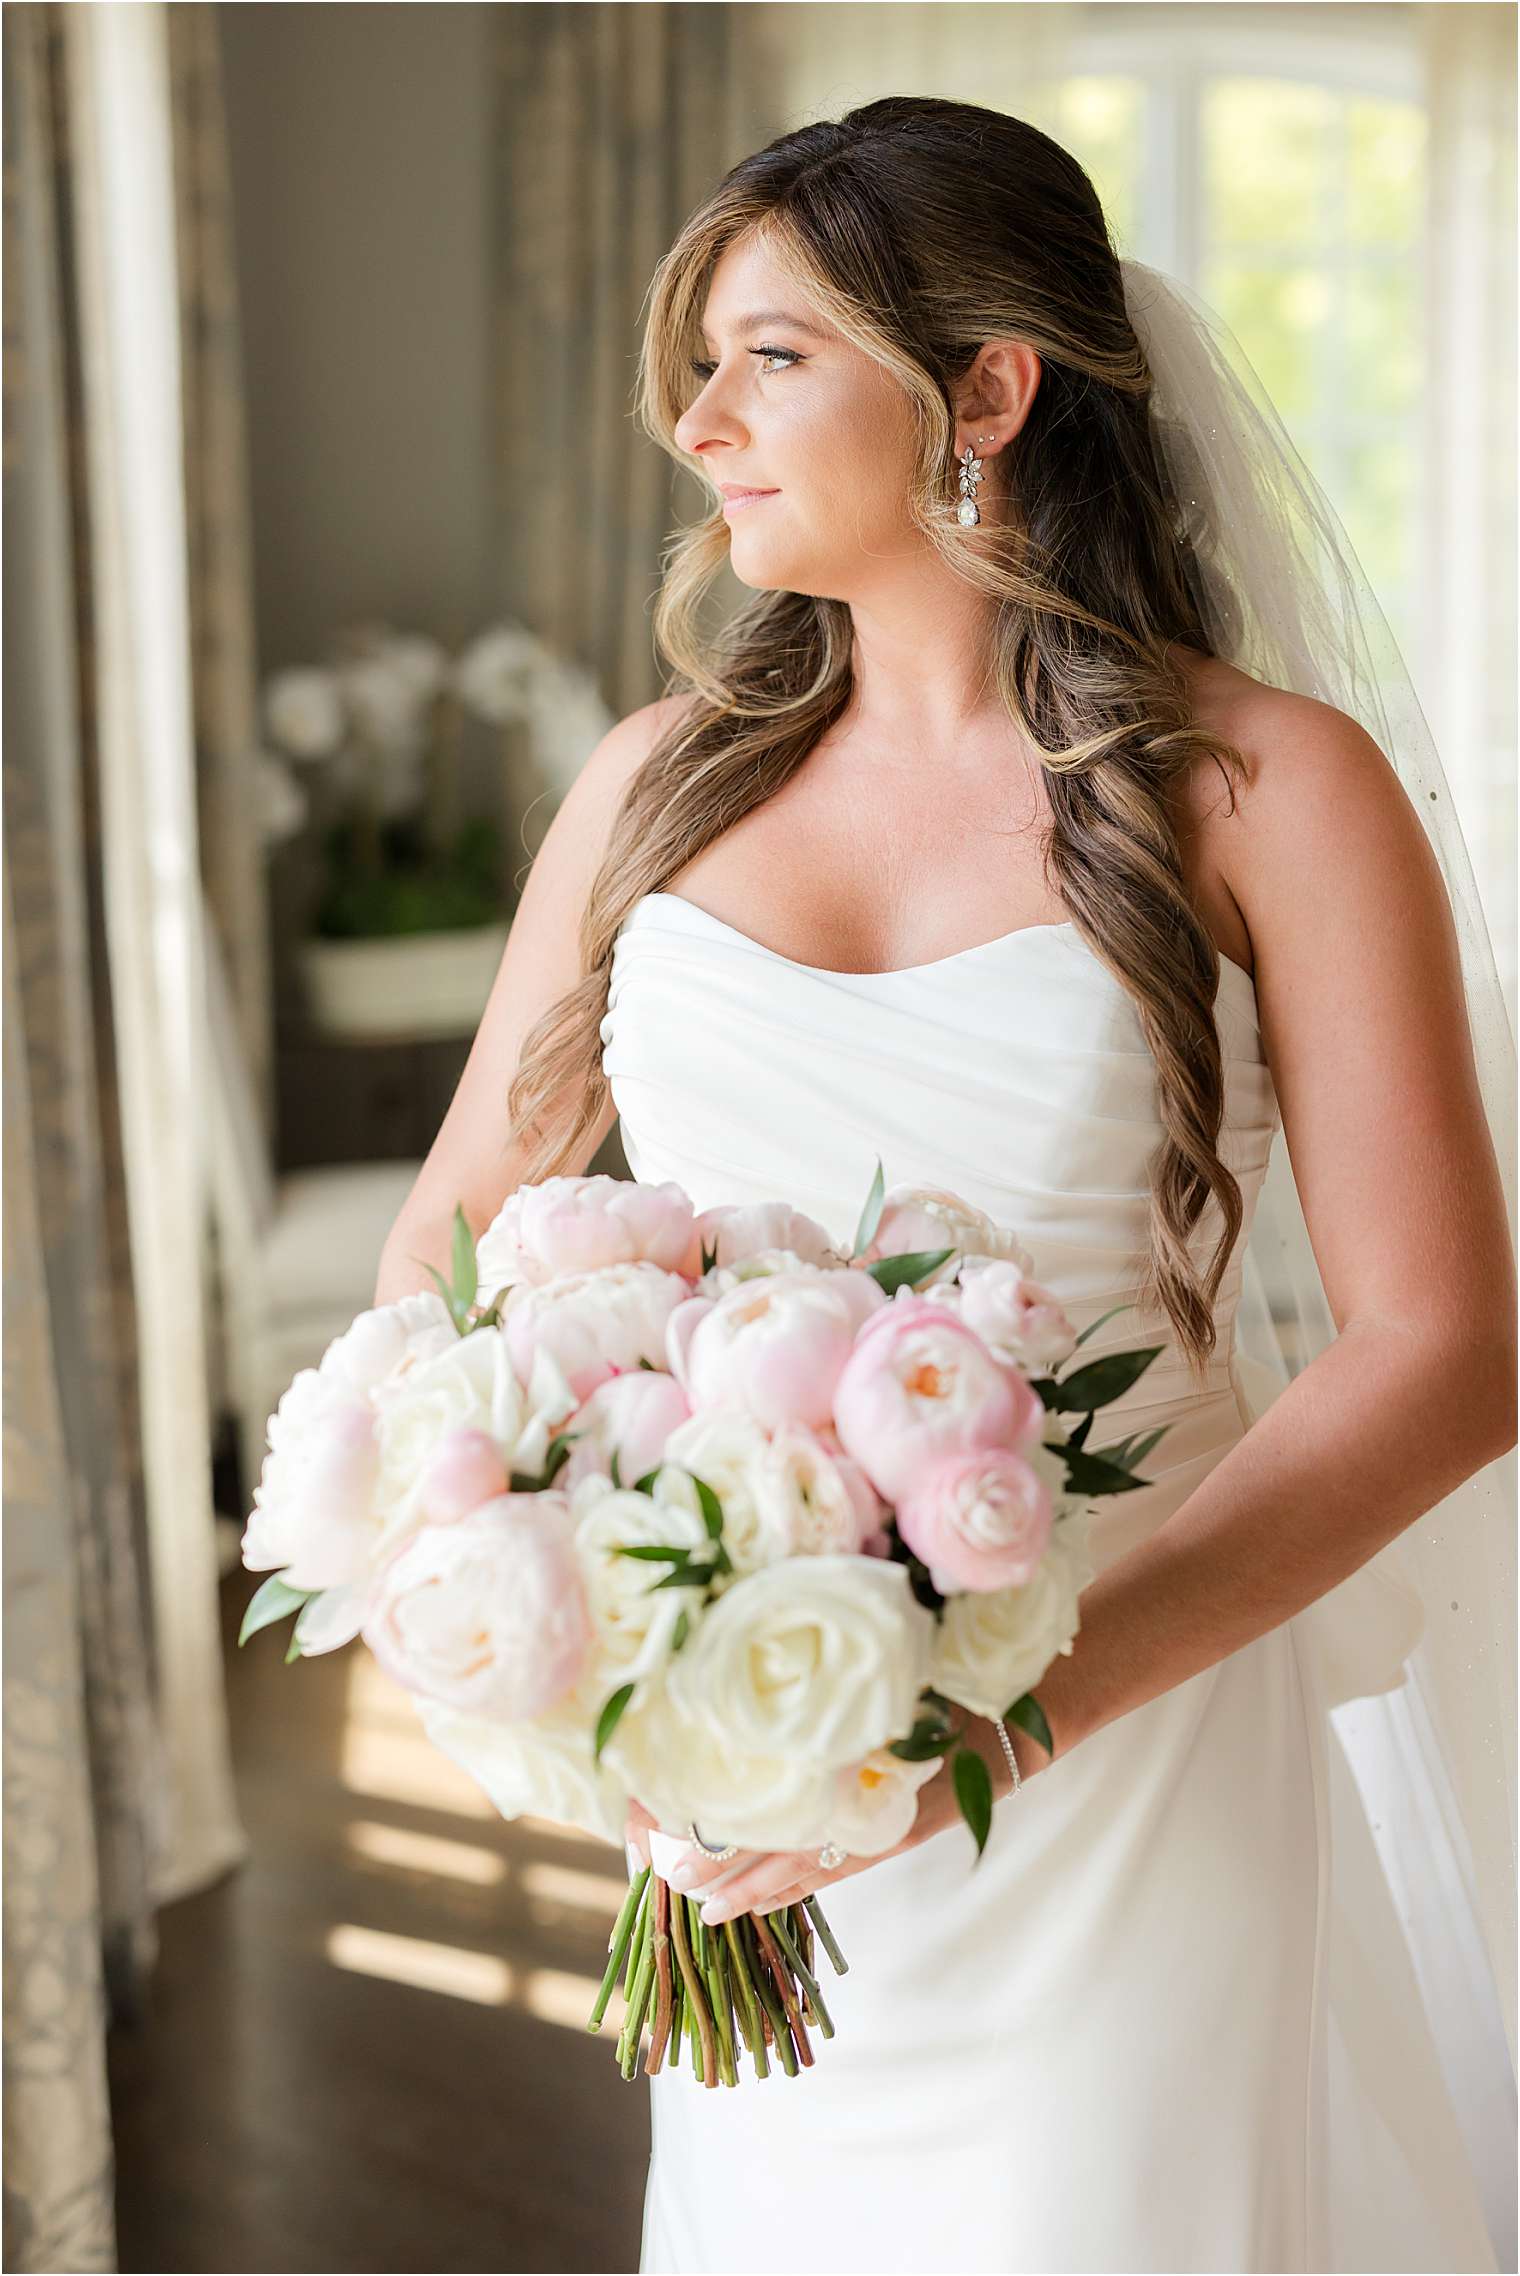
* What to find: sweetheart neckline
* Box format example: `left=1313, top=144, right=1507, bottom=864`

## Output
left=633, top=891, right=1259, bottom=1001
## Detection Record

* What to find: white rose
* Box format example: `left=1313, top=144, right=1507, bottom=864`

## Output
left=652, top=1411, right=791, bottom=1575
left=414, top=1665, right=629, bottom=1846
left=371, top=1325, right=573, bottom=1550
left=263, top=665, right=345, bottom=759
left=570, top=1474, right=711, bottom=1689
left=607, top=1557, right=933, bottom=1850
left=930, top=1510, right=1095, bottom=1719
left=826, top=1746, right=941, bottom=1856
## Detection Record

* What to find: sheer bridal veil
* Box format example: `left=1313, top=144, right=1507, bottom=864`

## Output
left=1120, top=257, right=1516, bottom=2265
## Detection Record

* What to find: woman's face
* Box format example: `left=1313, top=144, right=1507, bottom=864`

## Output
left=672, top=235, right=928, bottom=602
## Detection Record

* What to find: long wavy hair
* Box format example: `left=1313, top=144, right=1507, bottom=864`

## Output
left=506, top=95, right=1253, bottom=1383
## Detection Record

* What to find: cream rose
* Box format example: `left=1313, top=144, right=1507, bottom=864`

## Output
left=929, top=1511, right=1095, bottom=1719
left=569, top=1473, right=712, bottom=1689
left=414, top=1667, right=630, bottom=1846
left=607, top=1556, right=933, bottom=1850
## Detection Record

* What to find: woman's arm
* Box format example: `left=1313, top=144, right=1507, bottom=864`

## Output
left=1036, top=690, right=1517, bottom=1759
left=370, top=697, right=689, bottom=1308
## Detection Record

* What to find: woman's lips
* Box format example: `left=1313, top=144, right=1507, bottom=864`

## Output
left=721, top=489, right=779, bottom=515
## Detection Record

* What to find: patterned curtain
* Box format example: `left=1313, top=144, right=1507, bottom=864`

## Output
left=2, top=8, right=249, bottom=2266
left=166, top=4, right=275, bottom=1147
left=492, top=3, right=763, bottom=718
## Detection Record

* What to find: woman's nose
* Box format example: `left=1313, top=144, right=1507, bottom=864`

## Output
left=674, top=377, right=747, bottom=458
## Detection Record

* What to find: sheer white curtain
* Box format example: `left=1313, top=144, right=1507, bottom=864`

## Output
left=1418, top=2, right=1517, bottom=1032
left=68, top=1, right=243, bottom=1900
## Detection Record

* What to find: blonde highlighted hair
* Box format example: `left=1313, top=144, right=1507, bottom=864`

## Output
left=507, top=95, right=1251, bottom=1383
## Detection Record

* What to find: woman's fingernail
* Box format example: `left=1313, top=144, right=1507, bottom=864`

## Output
left=699, top=1899, right=730, bottom=1925
left=664, top=1863, right=700, bottom=1892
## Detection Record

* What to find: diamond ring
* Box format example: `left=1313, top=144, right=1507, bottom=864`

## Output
left=817, top=1839, right=849, bottom=1870
left=689, top=1820, right=739, bottom=1861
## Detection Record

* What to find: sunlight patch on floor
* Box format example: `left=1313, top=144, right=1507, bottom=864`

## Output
left=347, top=1818, right=507, bottom=1885
left=325, top=1922, right=630, bottom=2034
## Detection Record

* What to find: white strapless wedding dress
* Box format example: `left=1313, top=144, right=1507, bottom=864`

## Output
left=598, top=890, right=1502, bottom=2276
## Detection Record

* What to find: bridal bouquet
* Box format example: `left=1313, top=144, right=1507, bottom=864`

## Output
left=239, top=1162, right=1168, bottom=2086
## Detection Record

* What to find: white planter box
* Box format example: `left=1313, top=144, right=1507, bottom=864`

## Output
left=297, top=921, right=511, bottom=1041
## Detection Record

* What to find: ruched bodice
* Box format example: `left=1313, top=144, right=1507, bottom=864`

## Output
left=599, top=889, right=1279, bottom=1583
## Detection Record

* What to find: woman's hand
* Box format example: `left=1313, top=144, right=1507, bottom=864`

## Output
left=643, top=1714, right=1047, bottom=1926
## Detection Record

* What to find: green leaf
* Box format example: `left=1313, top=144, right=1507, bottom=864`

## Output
left=647, top=1562, right=716, bottom=1592
left=671, top=1608, right=690, bottom=1652
left=687, top=1472, right=726, bottom=1543
left=888, top=1718, right=956, bottom=1762
left=1004, top=1691, right=1053, bottom=1757
left=863, top=1246, right=956, bottom=1295
left=1072, top=1301, right=1134, bottom=1349
left=593, top=1681, right=636, bottom=1763
left=851, top=1156, right=887, bottom=1258
left=1060, top=1445, right=1151, bottom=1497
left=420, top=1259, right=468, bottom=1334
left=609, top=1447, right=623, bottom=1489
left=613, top=1542, right=693, bottom=1563
left=631, top=1466, right=662, bottom=1496
left=1120, top=1424, right=1170, bottom=1470
left=238, top=1572, right=314, bottom=1648
left=451, top=1205, right=478, bottom=1311
left=1048, top=1345, right=1166, bottom=1411
left=953, top=1746, right=994, bottom=1858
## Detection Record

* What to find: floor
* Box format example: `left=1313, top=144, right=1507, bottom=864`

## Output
left=106, top=1565, right=652, bottom=2274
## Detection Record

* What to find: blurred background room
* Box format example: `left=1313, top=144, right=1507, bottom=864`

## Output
left=3, top=4, right=1514, bottom=2271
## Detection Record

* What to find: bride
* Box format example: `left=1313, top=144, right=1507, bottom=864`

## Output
left=375, top=98, right=1516, bottom=2276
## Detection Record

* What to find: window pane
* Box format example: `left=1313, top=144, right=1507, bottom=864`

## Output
left=1342, top=435, right=1415, bottom=594
left=1200, top=261, right=1330, bottom=424
left=1347, top=97, right=1427, bottom=245
left=1205, top=79, right=1335, bottom=247
left=1045, top=77, right=1144, bottom=249
left=1345, top=263, right=1425, bottom=419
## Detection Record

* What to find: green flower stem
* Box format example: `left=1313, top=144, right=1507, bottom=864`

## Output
left=769, top=1907, right=835, bottom=2039
left=667, top=1885, right=718, bottom=2087
left=722, top=1918, right=770, bottom=2080
left=589, top=1863, right=650, bottom=2033
left=803, top=1892, right=849, bottom=1976
left=668, top=1961, right=685, bottom=2070
left=617, top=1886, right=656, bottom=2076
left=702, top=1931, right=737, bottom=2087
left=741, top=1916, right=798, bottom=2077
left=753, top=1911, right=814, bottom=2068
left=644, top=1873, right=675, bottom=2074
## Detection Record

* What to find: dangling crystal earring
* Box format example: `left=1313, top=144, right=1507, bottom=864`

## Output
left=954, top=433, right=995, bottom=527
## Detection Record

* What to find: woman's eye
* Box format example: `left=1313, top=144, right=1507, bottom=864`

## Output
left=689, top=346, right=800, bottom=381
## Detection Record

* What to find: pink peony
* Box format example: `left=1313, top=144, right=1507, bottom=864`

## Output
left=832, top=1297, right=1045, bottom=1504
left=672, top=1267, right=887, bottom=1430
left=477, top=1174, right=701, bottom=1298
left=420, top=1428, right=511, bottom=1524
left=895, top=1446, right=1054, bottom=1593
left=363, top=1492, right=590, bottom=1719
left=955, top=1259, right=1079, bottom=1372
left=693, top=1201, right=843, bottom=1272
left=502, top=1261, right=692, bottom=1404
left=558, top=1366, right=691, bottom=1490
